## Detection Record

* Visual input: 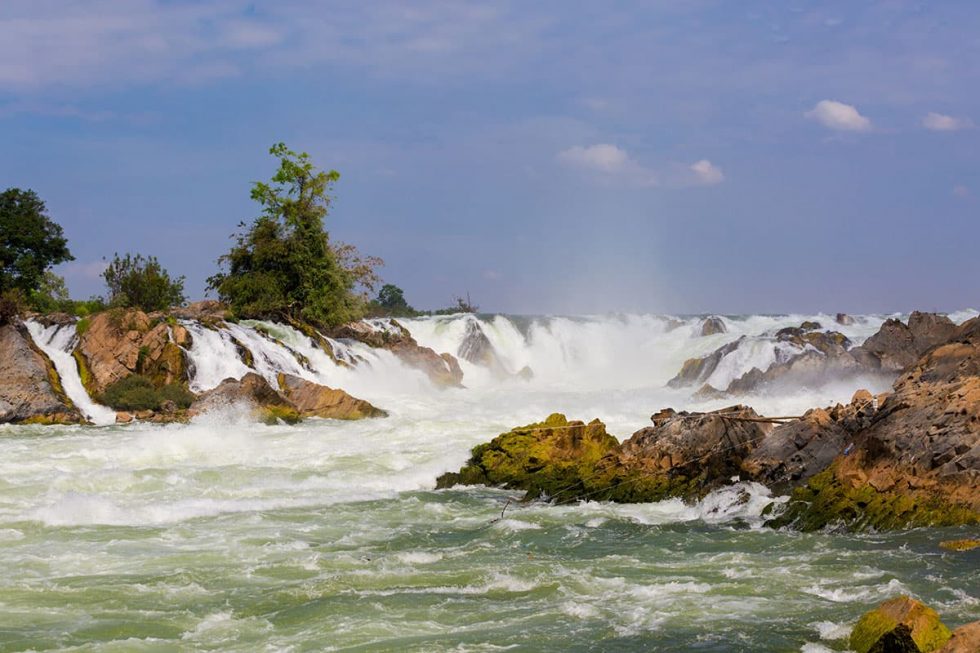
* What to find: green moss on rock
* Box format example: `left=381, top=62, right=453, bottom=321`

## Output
left=766, top=465, right=980, bottom=532
left=850, top=596, right=951, bottom=653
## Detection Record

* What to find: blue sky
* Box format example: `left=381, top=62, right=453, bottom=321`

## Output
left=1, top=1, right=977, bottom=314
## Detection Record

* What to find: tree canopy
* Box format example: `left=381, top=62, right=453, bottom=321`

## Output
left=0, top=188, right=73, bottom=297
left=208, top=143, right=381, bottom=328
left=103, top=253, right=186, bottom=312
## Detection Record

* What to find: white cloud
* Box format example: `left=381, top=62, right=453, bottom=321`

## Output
left=922, top=112, right=972, bottom=131
left=557, top=144, right=629, bottom=172
left=805, top=100, right=872, bottom=132
left=689, top=159, right=724, bottom=185
left=557, top=144, right=724, bottom=188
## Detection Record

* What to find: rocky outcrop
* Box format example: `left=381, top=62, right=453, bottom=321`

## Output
left=851, top=311, right=958, bottom=373
left=699, top=316, right=727, bottom=336
left=188, top=371, right=386, bottom=423
left=673, top=313, right=959, bottom=396
left=762, top=317, right=980, bottom=531
left=0, top=323, right=83, bottom=424
left=457, top=319, right=503, bottom=370
left=438, top=407, right=776, bottom=504
left=277, top=373, right=386, bottom=420
left=189, top=372, right=300, bottom=424
left=75, top=309, right=189, bottom=396
left=938, top=622, right=980, bottom=653
left=836, top=312, right=855, bottom=326
left=849, top=596, right=951, bottom=653
left=169, top=300, right=230, bottom=324
left=331, top=319, right=464, bottom=387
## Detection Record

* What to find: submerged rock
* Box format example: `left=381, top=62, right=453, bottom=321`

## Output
left=277, top=373, right=386, bottom=420
left=850, top=596, right=951, bottom=653
left=0, top=323, right=83, bottom=424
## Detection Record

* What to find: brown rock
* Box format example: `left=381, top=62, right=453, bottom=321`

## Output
left=699, top=316, right=727, bottom=336
left=836, top=312, right=856, bottom=326
left=170, top=300, right=230, bottom=323
left=667, top=337, right=744, bottom=388
left=937, top=621, right=980, bottom=653
left=189, top=372, right=298, bottom=422
left=115, top=411, right=134, bottom=424
left=277, top=373, right=386, bottom=420
left=76, top=309, right=189, bottom=395
left=0, top=324, right=83, bottom=424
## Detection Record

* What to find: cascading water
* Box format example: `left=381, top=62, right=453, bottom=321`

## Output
left=6, top=309, right=979, bottom=651
left=24, top=320, right=116, bottom=425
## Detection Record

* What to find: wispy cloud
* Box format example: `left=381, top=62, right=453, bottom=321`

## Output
left=557, top=144, right=723, bottom=188
left=922, top=112, right=972, bottom=131
left=805, top=100, right=872, bottom=132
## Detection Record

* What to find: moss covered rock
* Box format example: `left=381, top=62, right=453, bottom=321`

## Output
left=765, top=464, right=979, bottom=532
left=850, top=596, right=951, bottom=653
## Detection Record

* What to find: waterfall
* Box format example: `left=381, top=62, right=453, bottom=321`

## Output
left=24, top=321, right=117, bottom=426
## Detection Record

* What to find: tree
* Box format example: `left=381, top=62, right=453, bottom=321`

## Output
left=208, top=143, right=382, bottom=327
left=103, top=253, right=186, bottom=312
left=377, top=284, right=410, bottom=311
left=28, top=270, right=71, bottom=313
left=0, top=188, right=73, bottom=296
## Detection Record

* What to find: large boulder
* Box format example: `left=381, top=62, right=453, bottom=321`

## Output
left=436, top=413, right=624, bottom=501
left=938, top=621, right=980, bottom=653
left=277, top=373, right=386, bottom=420
left=169, top=300, right=230, bottom=324
left=76, top=309, right=189, bottom=396
left=850, top=596, right=951, bottom=653
left=853, top=311, right=958, bottom=373
left=457, top=319, right=506, bottom=374
left=622, top=405, right=772, bottom=484
left=0, top=324, right=83, bottom=424
left=189, top=372, right=299, bottom=423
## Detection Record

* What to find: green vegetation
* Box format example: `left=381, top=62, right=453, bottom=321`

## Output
left=208, top=143, right=382, bottom=328
left=103, top=253, right=186, bottom=312
left=367, top=283, right=421, bottom=318
left=0, top=188, right=74, bottom=321
left=765, top=464, right=980, bottom=531
left=100, top=375, right=195, bottom=412
left=431, top=293, right=479, bottom=315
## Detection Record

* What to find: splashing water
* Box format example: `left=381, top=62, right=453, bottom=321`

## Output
left=5, top=310, right=978, bottom=651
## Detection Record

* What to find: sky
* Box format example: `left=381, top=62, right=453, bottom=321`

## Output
left=1, top=1, right=977, bottom=315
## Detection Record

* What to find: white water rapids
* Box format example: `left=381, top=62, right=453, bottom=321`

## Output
left=6, top=309, right=978, bottom=651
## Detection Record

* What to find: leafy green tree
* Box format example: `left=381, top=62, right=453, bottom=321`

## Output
left=103, top=253, right=186, bottom=312
left=0, top=188, right=74, bottom=296
left=28, top=270, right=71, bottom=313
left=208, top=143, right=381, bottom=327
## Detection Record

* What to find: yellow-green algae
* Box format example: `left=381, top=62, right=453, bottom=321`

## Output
left=766, top=464, right=980, bottom=532
left=849, top=596, right=951, bottom=653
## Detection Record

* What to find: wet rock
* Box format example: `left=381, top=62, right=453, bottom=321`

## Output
left=699, top=316, right=727, bottom=336
left=435, top=413, right=622, bottom=500
left=115, top=411, right=134, bottom=424
left=836, top=312, right=856, bottom=326
left=939, top=539, right=980, bottom=552
left=0, top=323, right=83, bottom=424
left=76, top=309, right=189, bottom=396
left=333, top=319, right=464, bottom=387
left=937, top=621, right=980, bottom=653
left=667, top=337, right=744, bottom=388
left=277, top=373, right=386, bottom=420
left=189, top=372, right=300, bottom=424
left=457, top=319, right=508, bottom=376
left=849, top=596, right=951, bottom=653
left=623, top=405, right=773, bottom=485
left=853, top=311, right=957, bottom=373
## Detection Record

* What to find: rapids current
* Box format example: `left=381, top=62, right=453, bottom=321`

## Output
left=2, top=311, right=978, bottom=651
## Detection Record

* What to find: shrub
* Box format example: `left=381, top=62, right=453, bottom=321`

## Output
left=103, top=253, right=185, bottom=312
left=0, top=288, right=26, bottom=325
left=100, top=375, right=195, bottom=411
